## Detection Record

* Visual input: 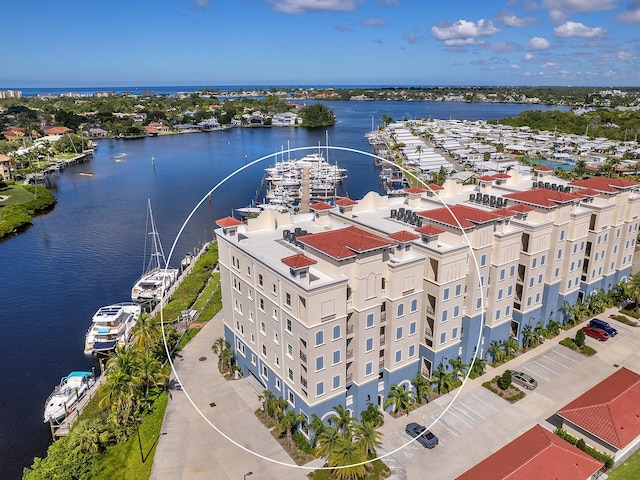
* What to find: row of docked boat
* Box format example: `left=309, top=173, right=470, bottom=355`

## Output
left=45, top=199, right=179, bottom=424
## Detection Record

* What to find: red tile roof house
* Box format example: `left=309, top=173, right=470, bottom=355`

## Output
left=556, top=367, right=640, bottom=464
left=456, top=424, right=603, bottom=480
left=44, top=126, right=73, bottom=136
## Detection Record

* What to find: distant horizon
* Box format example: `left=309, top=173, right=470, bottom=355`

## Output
left=5, top=1, right=640, bottom=87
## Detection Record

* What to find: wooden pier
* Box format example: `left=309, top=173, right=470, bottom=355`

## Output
left=49, top=374, right=105, bottom=439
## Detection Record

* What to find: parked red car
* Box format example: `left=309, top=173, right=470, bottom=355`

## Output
left=582, top=326, right=609, bottom=341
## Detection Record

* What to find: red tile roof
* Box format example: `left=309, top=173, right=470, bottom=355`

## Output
left=573, top=188, right=600, bottom=197
left=426, top=183, right=444, bottom=191
left=570, top=177, right=638, bottom=194
left=388, top=230, right=420, bottom=242
left=417, top=204, right=501, bottom=229
left=492, top=173, right=511, bottom=179
left=535, top=165, right=554, bottom=172
left=298, top=226, right=395, bottom=260
left=415, top=224, right=445, bottom=236
left=215, top=216, right=243, bottom=228
left=504, top=188, right=581, bottom=208
left=334, top=197, right=358, bottom=207
left=477, top=175, right=496, bottom=182
left=309, top=201, right=334, bottom=211
left=44, top=126, right=71, bottom=135
left=507, top=203, right=535, bottom=213
left=404, top=186, right=427, bottom=194
left=456, top=424, right=603, bottom=480
left=281, top=253, right=317, bottom=269
left=492, top=208, right=518, bottom=218
left=557, top=367, right=640, bottom=449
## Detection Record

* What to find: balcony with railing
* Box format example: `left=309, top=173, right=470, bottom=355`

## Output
left=299, top=351, right=307, bottom=363
left=379, top=358, right=385, bottom=368
left=347, top=349, right=353, bottom=360
left=380, top=335, right=386, bottom=346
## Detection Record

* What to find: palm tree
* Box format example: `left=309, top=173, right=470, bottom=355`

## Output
left=448, top=357, right=468, bottom=381
left=627, top=272, right=640, bottom=312
left=561, top=300, right=577, bottom=326
left=470, top=357, right=487, bottom=377
left=575, top=158, right=586, bottom=175
left=258, top=389, right=274, bottom=419
left=354, top=420, right=383, bottom=459
left=131, top=313, right=160, bottom=352
left=330, top=404, right=354, bottom=435
left=503, top=337, right=518, bottom=357
left=317, top=426, right=341, bottom=458
left=431, top=362, right=454, bottom=395
left=546, top=319, right=562, bottom=337
left=488, top=340, right=505, bottom=364
left=278, top=408, right=305, bottom=450
left=211, top=337, right=230, bottom=371
left=411, top=371, right=431, bottom=404
left=271, top=396, right=288, bottom=424
left=308, top=413, right=325, bottom=448
left=360, top=403, right=384, bottom=428
left=534, top=321, right=549, bottom=341
left=69, top=419, right=110, bottom=454
left=384, top=384, right=414, bottom=415
left=521, top=324, right=538, bottom=349
left=329, top=434, right=367, bottom=480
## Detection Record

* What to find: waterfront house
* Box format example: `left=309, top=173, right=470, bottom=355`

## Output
left=0, top=154, right=11, bottom=180
left=44, top=126, right=73, bottom=136
left=272, top=112, right=299, bottom=126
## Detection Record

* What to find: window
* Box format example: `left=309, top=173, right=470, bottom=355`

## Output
left=442, top=310, right=448, bottom=322
left=541, top=255, right=546, bottom=265
left=440, top=332, right=446, bottom=344
left=365, top=362, right=373, bottom=376
left=258, top=274, right=263, bottom=286
left=396, top=326, right=403, bottom=340
left=315, top=331, right=324, bottom=346
left=480, top=254, right=487, bottom=266
left=510, top=265, right=515, bottom=277
left=497, top=289, right=503, bottom=300
left=568, top=279, right=572, bottom=289
left=259, top=298, right=264, bottom=311
left=408, top=345, right=416, bottom=358
left=316, top=382, right=324, bottom=397
left=570, top=261, right=575, bottom=271
left=536, top=293, right=540, bottom=303
left=443, top=288, right=450, bottom=300
left=557, top=249, right=562, bottom=260
left=529, top=278, right=534, bottom=288
left=538, top=274, right=543, bottom=284
left=261, top=365, right=268, bottom=379
left=397, top=304, right=404, bottom=317
left=366, top=337, right=374, bottom=352
left=505, top=305, right=511, bottom=316
left=453, top=305, right=460, bottom=318
left=532, top=258, right=537, bottom=268
left=495, top=309, right=500, bottom=320
left=275, top=356, right=280, bottom=367
left=395, top=350, right=402, bottom=363
left=452, top=327, right=458, bottom=339
left=251, top=354, right=256, bottom=366
left=251, top=334, right=255, bottom=344
left=287, top=343, right=293, bottom=358
left=260, top=321, right=266, bottom=334
left=527, top=297, right=532, bottom=307
left=555, top=268, right=560, bottom=278
left=272, top=283, right=277, bottom=294
left=288, top=391, right=295, bottom=405
left=500, top=269, right=505, bottom=281
left=476, top=298, right=482, bottom=309
left=366, top=313, right=374, bottom=328
left=411, top=299, right=418, bottom=312
left=288, top=368, right=294, bottom=381
left=409, top=322, right=417, bottom=335
left=332, top=350, right=341, bottom=365
left=315, top=356, right=324, bottom=371
left=573, top=244, right=577, bottom=254
left=332, top=325, right=341, bottom=340
left=286, top=318, right=292, bottom=333
left=274, top=332, right=279, bottom=344
left=455, top=284, right=462, bottom=296
left=275, top=378, right=281, bottom=390
left=507, top=285, right=513, bottom=296
left=262, top=344, right=267, bottom=356
left=560, top=230, right=565, bottom=241
left=333, top=375, right=340, bottom=390
left=285, top=293, right=291, bottom=306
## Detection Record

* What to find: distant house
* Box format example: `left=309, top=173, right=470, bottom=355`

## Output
left=557, top=367, right=640, bottom=464
left=88, top=128, right=108, bottom=137
left=2, top=127, right=26, bottom=140
left=0, top=154, right=11, bottom=180
left=44, top=126, right=73, bottom=136
left=456, top=424, right=603, bottom=480
left=272, top=112, right=299, bottom=126
left=144, top=122, right=170, bottom=135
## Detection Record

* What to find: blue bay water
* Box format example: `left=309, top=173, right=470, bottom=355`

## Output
left=0, top=99, right=566, bottom=479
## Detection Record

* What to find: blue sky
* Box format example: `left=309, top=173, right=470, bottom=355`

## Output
left=2, top=0, right=640, bottom=87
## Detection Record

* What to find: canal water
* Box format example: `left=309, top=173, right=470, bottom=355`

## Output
left=0, top=100, right=566, bottom=478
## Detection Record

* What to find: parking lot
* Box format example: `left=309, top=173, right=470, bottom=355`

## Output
left=378, top=313, right=640, bottom=479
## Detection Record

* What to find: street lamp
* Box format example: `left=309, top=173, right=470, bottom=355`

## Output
left=135, top=417, right=145, bottom=463
left=243, top=472, right=253, bottom=480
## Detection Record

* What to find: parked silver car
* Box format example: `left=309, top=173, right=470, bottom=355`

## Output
left=511, top=371, right=537, bottom=390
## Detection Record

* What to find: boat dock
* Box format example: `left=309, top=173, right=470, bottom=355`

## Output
left=49, top=374, right=105, bottom=439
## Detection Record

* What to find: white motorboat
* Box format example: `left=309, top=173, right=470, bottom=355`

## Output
left=84, top=303, right=141, bottom=355
left=131, top=198, right=179, bottom=307
left=43, top=371, right=95, bottom=423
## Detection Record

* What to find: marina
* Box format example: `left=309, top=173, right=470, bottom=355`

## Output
left=83, top=303, right=141, bottom=355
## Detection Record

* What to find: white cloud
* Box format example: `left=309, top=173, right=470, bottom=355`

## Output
left=377, top=0, right=399, bottom=5
left=542, top=0, right=617, bottom=12
left=496, top=11, right=537, bottom=27
left=270, top=0, right=360, bottom=14
left=542, top=61, right=558, bottom=68
left=522, top=53, right=534, bottom=61
left=431, top=19, right=500, bottom=42
left=486, top=41, right=521, bottom=53
left=554, top=21, right=607, bottom=38
left=511, top=64, right=522, bottom=69
left=527, top=37, right=550, bottom=49
left=617, top=7, right=640, bottom=23
left=192, top=0, right=211, bottom=9
left=443, top=38, right=481, bottom=46
left=362, top=17, right=387, bottom=27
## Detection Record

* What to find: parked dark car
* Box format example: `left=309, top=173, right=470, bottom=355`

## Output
left=582, top=326, right=609, bottom=341
left=511, top=371, right=538, bottom=390
left=405, top=422, right=438, bottom=448
left=589, top=318, right=618, bottom=337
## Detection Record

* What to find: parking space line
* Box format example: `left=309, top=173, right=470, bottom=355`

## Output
left=533, top=360, right=560, bottom=376
left=549, top=349, right=580, bottom=364
left=542, top=355, right=571, bottom=369
left=470, top=392, right=501, bottom=412
left=522, top=364, right=550, bottom=381
left=433, top=415, right=461, bottom=436
left=457, top=400, right=486, bottom=421
left=448, top=406, right=478, bottom=427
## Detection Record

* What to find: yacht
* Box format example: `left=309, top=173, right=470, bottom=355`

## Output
left=84, top=303, right=141, bottom=355
left=43, top=371, right=95, bottom=423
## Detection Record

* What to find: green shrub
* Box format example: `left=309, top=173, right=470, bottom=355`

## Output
left=560, top=337, right=578, bottom=350
left=621, top=308, right=640, bottom=319
left=575, top=329, right=586, bottom=347
left=609, top=314, right=637, bottom=327
left=293, top=430, right=314, bottom=454
left=554, top=428, right=614, bottom=469
left=498, top=370, right=512, bottom=390
left=580, top=344, right=597, bottom=356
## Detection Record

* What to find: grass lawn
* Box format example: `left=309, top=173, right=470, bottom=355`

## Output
left=0, top=183, right=38, bottom=207
left=94, top=392, right=168, bottom=480
left=608, top=449, right=640, bottom=480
